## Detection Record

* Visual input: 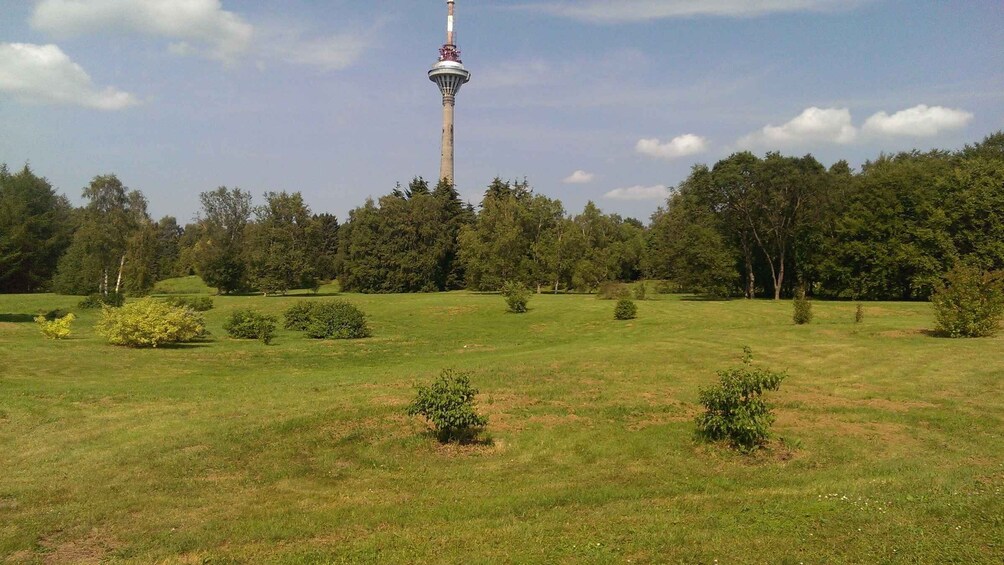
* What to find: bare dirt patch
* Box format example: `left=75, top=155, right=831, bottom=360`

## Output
left=41, top=529, right=120, bottom=565
left=434, top=438, right=505, bottom=457
left=875, top=328, right=935, bottom=338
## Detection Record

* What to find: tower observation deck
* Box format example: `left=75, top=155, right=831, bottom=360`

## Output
left=429, top=0, right=471, bottom=186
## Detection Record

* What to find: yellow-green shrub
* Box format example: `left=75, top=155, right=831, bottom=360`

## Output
left=96, top=298, right=205, bottom=348
left=34, top=313, right=75, bottom=340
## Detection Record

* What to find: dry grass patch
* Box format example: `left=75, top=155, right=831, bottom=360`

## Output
left=41, top=529, right=120, bottom=565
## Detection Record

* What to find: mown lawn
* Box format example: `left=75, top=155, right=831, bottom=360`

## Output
left=1, top=285, right=1001, bottom=563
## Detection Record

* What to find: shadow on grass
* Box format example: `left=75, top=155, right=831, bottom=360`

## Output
left=0, top=313, right=36, bottom=323
left=420, top=429, right=495, bottom=448
left=680, top=295, right=734, bottom=302
left=923, top=329, right=994, bottom=339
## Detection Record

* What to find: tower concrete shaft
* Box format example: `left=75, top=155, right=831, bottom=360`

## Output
left=440, top=96, right=456, bottom=186
left=429, top=0, right=470, bottom=186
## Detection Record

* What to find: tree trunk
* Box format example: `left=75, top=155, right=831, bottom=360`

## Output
left=773, top=261, right=784, bottom=300
left=114, top=255, right=125, bottom=294
left=102, top=268, right=108, bottom=296
left=744, top=256, right=754, bottom=299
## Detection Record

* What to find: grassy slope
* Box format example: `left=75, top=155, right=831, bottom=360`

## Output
left=0, top=287, right=1001, bottom=563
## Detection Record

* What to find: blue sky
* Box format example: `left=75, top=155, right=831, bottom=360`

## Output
left=1, top=0, right=1002, bottom=224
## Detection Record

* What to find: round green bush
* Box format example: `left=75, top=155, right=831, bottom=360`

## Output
left=224, top=309, right=277, bottom=344
left=283, top=301, right=317, bottom=331
left=614, top=298, right=637, bottom=320
left=95, top=298, right=205, bottom=348
left=792, top=294, right=813, bottom=325
left=406, top=369, right=487, bottom=443
left=305, top=301, right=371, bottom=339
left=500, top=280, right=530, bottom=313
left=695, top=347, right=786, bottom=452
left=932, top=264, right=1004, bottom=337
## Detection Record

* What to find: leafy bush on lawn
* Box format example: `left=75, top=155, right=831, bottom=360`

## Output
left=614, top=298, right=637, bottom=320
left=792, top=288, right=813, bottom=325
left=283, top=301, right=317, bottom=331
left=695, top=347, right=786, bottom=452
left=95, top=298, right=205, bottom=348
left=224, top=309, right=277, bottom=344
left=407, top=369, right=488, bottom=443
left=34, top=312, right=75, bottom=340
left=304, top=301, right=370, bottom=339
left=932, top=264, right=1004, bottom=337
left=500, top=280, right=530, bottom=313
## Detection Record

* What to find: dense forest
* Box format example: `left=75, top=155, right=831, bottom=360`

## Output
left=1, top=132, right=1002, bottom=300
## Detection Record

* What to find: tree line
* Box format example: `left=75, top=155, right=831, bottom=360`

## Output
left=649, top=132, right=1004, bottom=299
left=1, top=132, right=1001, bottom=299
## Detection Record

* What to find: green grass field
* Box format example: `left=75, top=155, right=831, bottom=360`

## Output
left=1, top=285, right=1001, bottom=563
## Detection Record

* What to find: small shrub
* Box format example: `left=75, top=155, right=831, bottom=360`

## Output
left=792, top=289, right=812, bottom=325
left=283, top=301, right=317, bottom=331
left=224, top=309, right=277, bottom=344
left=614, top=298, right=637, bottom=320
left=597, top=281, right=630, bottom=300
left=95, top=298, right=205, bottom=348
left=305, top=301, right=370, bottom=339
left=500, top=280, right=530, bottom=313
left=695, top=347, right=786, bottom=452
left=633, top=282, right=648, bottom=301
left=932, top=264, right=1004, bottom=338
left=163, top=296, right=214, bottom=312
left=406, top=369, right=488, bottom=443
left=79, top=292, right=125, bottom=309
left=855, top=303, right=864, bottom=324
left=34, top=312, right=75, bottom=340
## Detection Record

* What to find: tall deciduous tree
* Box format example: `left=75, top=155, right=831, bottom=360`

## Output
left=708, top=153, right=761, bottom=298
left=311, top=212, right=340, bottom=281
left=458, top=178, right=550, bottom=290
left=824, top=151, right=956, bottom=300
left=193, top=187, right=252, bottom=294
left=247, top=191, right=320, bottom=294
left=645, top=167, right=737, bottom=296
left=53, top=174, right=148, bottom=295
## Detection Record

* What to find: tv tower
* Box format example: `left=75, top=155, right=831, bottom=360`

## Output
left=429, top=0, right=471, bottom=186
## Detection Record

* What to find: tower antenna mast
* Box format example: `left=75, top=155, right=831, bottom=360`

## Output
left=429, top=0, right=471, bottom=185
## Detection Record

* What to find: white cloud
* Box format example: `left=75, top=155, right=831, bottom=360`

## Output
left=31, top=0, right=253, bottom=62
left=739, top=107, right=857, bottom=147
left=514, top=0, right=868, bottom=23
left=265, top=31, right=368, bottom=72
left=862, top=104, right=973, bottom=137
left=563, top=170, right=595, bottom=184
left=636, top=134, right=709, bottom=160
left=0, top=43, right=138, bottom=110
left=604, top=185, right=670, bottom=201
